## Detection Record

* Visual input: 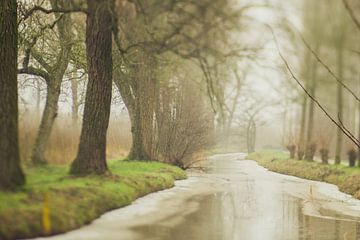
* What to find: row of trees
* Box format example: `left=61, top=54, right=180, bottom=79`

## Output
left=0, top=0, right=253, bottom=189
left=283, top=0, right=360, bottom=166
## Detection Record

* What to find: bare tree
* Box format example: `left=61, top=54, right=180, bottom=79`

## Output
left=18, top=0, right=74, bottom=165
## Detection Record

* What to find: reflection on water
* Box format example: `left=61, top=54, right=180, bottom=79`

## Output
left=134, top=156, right=360, bottom=240
left=135, top=191, right=360, bottom=240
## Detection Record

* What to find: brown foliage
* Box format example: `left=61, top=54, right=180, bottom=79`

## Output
left=19, top=115, right=131, bottom=165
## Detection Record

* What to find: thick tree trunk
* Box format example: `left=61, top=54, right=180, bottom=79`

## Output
left=0, top=0, right=25, bottom=189
left=113, top=66, right=151, bottom=161
left=128, top=101, right=151, bottom=160
left=70, top=0, right=113, bottom=175
left=139, top=62, right=156, bottom=160
left=115, top=54, right=156, bottom=161
left=128, top=65, right=154, bottom=161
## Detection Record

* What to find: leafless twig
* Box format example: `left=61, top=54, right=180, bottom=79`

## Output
left=342, top=0, right=360, bottom=31
left=267, top=25, right=360, bottom=148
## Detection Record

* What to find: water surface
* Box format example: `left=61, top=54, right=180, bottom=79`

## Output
left=36, top=153, right=360, bottom=240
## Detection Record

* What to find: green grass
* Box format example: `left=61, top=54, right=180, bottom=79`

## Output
left=247, top=150, right=360, bottom=200
left=0, top=160, right=186, bottom=240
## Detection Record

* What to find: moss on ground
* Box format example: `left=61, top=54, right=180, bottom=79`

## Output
left=247, top=150, right=360, bottom=200
left=0, top=160, right=186, bottom=240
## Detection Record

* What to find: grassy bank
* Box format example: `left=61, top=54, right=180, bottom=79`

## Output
left=0, top=160, right=186, bottom=240
left=247, top=150, right=360, bottom=200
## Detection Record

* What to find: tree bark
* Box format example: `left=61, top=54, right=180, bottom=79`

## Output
left=128, top=95, right=151, bottom=160
left=0, top=0, right=25, bottom=189
left=114, top=54, right=156, bottom=161
left=128, top=60, right=155, bottom=161
left=31, top=80, right=62, bottom=165
left=70, top=0, right=113, bottom=175
left=113, top=65, right=151, bottom=160
left=138, top=59, right=156, bottom=160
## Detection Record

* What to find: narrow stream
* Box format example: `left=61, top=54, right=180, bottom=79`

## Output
left=134, top=187, right=360, bottom=240
left=133, top=154, right=360, bottom=240
left=36, top=153, right=360, bottom=240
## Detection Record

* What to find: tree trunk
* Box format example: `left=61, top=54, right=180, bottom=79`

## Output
left=128, top=99, right=151, bottom=160
left=138, top=58, right=156, bottom=160
left=250, top=119, right=256, bottom=153
left=0, top=0, right=25, bottom=190
left=116, top=53, right=156, bottom=161
left=30, top=2, right=72, bottom=165
left=305, top=47, right=319, bottom=161
left=320, top=148, right=329, bottom=164
left=358, top=99, right=360, bottom=167
left=247, top=117, right=256, bottom=153
left=36, top=79, right=41, bottom=119
left=114, top=65, right=152, bottom=161
left=127, top=63, right=154, bottom=161
left=113, top=69, right=147, bottom=160
left=297, top=50, right=311, bottom=160
left=297, top=95, right=307, bottom=160
left=31, top=80, right=61, bottom=164
left=70, top=77, right=79, bottom=125
left=70, top=0, right=113, bottom=175
left=335, top=43, right=344, bottom=164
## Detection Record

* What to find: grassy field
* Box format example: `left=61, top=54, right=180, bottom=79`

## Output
left=0, top=160, right=186, bottom=240
left=247, top=150, right=360, bottom=200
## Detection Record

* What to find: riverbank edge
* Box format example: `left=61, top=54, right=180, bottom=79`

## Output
left=247, top=150, right=360, bottom=200
left=0, top=160, right=186, bottom=240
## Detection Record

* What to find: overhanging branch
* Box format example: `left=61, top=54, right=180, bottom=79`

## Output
left=18, top=67, right=51, bottom=84
left=22, top=5, right=87, bottom=21
left=342, top=0, right=360, bottom=31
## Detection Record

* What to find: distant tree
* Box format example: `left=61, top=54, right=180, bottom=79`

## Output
left=0, top=0, right=25, bottom=189
left=334, top=9, right=348, bottom=164
left=112, top=0, right=251, bottom=162
left=18, top=0, right=74, bottom=165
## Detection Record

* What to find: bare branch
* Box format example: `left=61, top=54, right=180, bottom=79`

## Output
left=295, top=28, right=360, bottom=102
left=22, top=5, right=87, bottom=21
left=268, top=26, right=360, bottom=148
left=18, top=67, right=51, bottom=83
left=342, top=0, right=360, bottom=31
